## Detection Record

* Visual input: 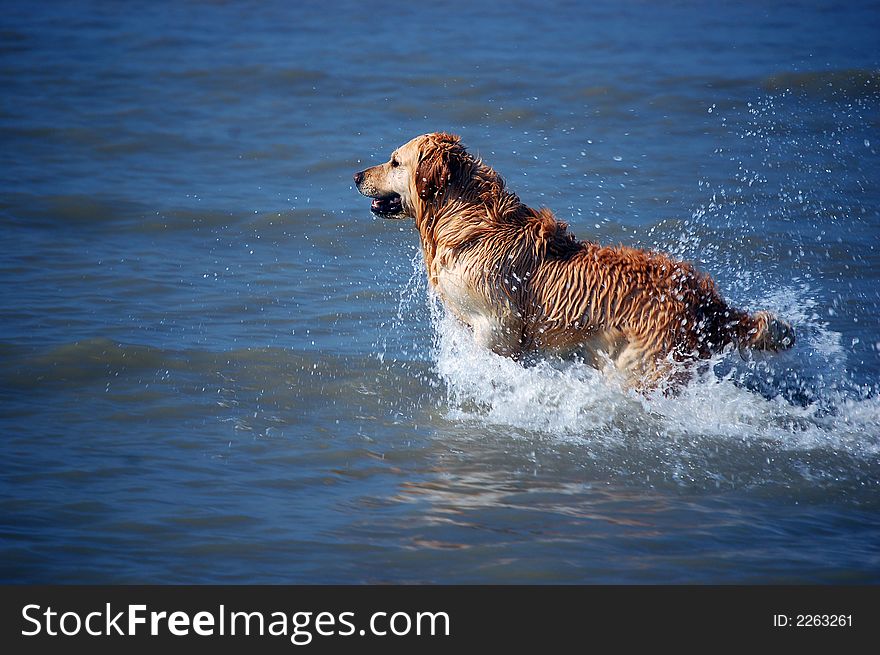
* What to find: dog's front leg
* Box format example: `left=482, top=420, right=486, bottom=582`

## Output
left=470, top=315, right=523, bottom=360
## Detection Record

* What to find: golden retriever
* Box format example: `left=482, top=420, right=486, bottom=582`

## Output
left=354, top=132, right=794, bottom=389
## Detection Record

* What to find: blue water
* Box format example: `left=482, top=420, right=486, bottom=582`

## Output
left=1, top=0, right=878, bottom=583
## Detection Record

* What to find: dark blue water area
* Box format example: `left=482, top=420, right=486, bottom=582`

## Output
left=0, top=1, right=878, bottom=583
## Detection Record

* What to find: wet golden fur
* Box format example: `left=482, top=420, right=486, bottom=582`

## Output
left=355, top=132, right=794, bottom=389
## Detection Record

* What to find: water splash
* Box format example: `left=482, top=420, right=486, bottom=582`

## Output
left=375, top=244, right=431, bottom=365
left=430, top=296, right=878, bottom=456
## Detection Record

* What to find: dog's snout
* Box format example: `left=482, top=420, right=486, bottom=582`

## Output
left=353, top=170, right=365, bottom=186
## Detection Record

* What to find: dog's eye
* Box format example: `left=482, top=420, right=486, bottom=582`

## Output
left=391, top=158, right=400, bottom=168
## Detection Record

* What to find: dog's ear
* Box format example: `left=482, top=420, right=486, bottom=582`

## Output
left=416, top=133, right=467, bottom=202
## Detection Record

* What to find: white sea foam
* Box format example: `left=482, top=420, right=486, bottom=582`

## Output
left=422, top=278, right=879, bottom=459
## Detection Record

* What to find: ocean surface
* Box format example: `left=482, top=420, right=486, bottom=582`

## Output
left=1, top=0, right=878, bottom=583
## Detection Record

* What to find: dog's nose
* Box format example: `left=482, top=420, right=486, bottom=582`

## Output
left=353, top=171, right=365, bottom=186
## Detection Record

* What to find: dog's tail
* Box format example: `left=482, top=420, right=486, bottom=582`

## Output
left=733, top=309, right=796, bottom=353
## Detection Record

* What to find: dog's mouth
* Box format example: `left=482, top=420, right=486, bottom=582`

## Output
left=370, top=194, right=402, bottom=217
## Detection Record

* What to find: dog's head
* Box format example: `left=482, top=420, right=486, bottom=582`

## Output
left=353, top=132, right=470, bottom=219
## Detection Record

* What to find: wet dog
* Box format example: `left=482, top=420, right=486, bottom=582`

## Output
left=355, top=132, right=794, bottom=389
